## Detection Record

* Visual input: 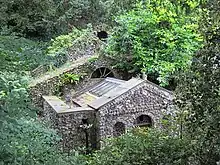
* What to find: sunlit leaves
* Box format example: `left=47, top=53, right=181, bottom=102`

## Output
left=107, top=1, right=203, bottom=85
left=175, top=0, right=220, bottom=163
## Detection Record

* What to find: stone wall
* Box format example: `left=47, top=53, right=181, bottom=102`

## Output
left=97, top=81, right=173, bottom=145
left=42, top=97, right=96, bottom=151
left=29, top=57, right=124, bottom=108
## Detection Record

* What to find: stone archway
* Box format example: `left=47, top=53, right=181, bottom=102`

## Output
left=135, top=115, right=153, bottom=127
left=113, top=122, right=125, bottom=137
left=91, top=67, right=114, bottom=78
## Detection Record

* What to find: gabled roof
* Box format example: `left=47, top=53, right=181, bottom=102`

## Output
left=88, top=78, right=144, bottom=109
left=43, top=77, right=173, bottom=114
left=72, top=77, right=173, bottom=110
left=72, top=77, right=144, bottom=109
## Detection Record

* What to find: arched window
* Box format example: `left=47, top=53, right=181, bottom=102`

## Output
left=113, top=122, right=125, bottom=137
left=91, top=67, right=114, bottom=78
left=135, top=115, right=152, bottom=127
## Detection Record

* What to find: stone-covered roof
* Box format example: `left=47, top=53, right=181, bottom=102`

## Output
left=72, top=77, right=145, bottom=109
left=88, top=78, right=144, bottom=109
left=42, top=96, right=93, bottom=114
left=42, top=77, right=173, bottom=114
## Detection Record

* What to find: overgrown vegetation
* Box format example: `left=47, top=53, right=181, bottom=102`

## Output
left=0, top=0, right=138, bottom=39
left=0, top=36, right=84, bottom=164
left=106, top=0, right=203, bottom=85
left=175, top=0, right=220, bottom=163
left=88, top=128, right=192, bottom=165
left=0, top=0, right=219, bottom=164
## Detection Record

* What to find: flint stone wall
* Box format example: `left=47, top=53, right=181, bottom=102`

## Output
left=42, top=97, right=96, bottom=151
left=29, top=57, right=124, bottom=108
left=97, top=81, right=173, bottom=144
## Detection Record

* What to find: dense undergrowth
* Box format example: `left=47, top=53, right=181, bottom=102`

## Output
left=0, top=0, right=219, bottom=164
left=0, top=36, right=85, bottom=164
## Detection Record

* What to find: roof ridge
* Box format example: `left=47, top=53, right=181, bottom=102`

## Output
left=88, top=78, right=144, bottom=109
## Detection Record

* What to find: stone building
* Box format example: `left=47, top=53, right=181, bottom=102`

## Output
left=27, top=27, right=173, bottom=151
left=42, top=77, right=173, bottom=151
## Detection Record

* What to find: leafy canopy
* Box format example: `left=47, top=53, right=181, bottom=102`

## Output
left=175, top=0, right=220, bottom=163
left=106, top=0, right=203, bottom=85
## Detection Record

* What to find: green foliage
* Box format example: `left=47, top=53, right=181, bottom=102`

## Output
left=0, top=36, right=51, bottom=72
left=106, top=0, right=203, bottom=85
left=55, top=0, right=138, bottom=30
left=61, top=73, right=80, bottom=84
left=47, top=28, right=82, bottom=55
left=0, top=0, right=57, bottom=38
left=88, top=56, right=99, bottom=63
left=175, top=0, right=220, bottom=164
left=88, top=129, right=192, bottom=165
left=101, top=0, right=139, bottom=24
left=47, top=24, right=99, bottom=67
left=1, top=0, right=218, bottom=164
left=56, top=0, right=104, bottom=29
left=0, top=35, right=86, bottom=164
left=0, top=71, right=59, bottom=164
left=0, top=0, right=138, bottom=38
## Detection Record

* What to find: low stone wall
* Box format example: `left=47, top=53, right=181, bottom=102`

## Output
left=29, top=57, right=123, bottom=108
left=42, top=96, right=96, bottom=151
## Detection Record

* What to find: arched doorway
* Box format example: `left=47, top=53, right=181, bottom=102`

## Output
left=91, top=67, right=114, bottom=78
left=113, top=122, right=125, bottom=137
left=135, top=115, right=153, bottom=127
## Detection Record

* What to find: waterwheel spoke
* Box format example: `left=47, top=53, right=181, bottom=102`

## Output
left=91, top=67, right=114, bottom=78
left=103, top=67, right=107, bottom=77
left=105, top=71, right=113, bottom=77
left=99, top=68, right=103, bottom=78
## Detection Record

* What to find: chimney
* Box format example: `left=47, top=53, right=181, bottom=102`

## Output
left=142, top=72, right=147, bottom=80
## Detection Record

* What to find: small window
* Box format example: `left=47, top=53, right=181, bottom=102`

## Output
left=135, top=115, right=152, bottom=127
left=113, top=122, right=125, bottom=137
left=82, top=118, right=88, bottom=125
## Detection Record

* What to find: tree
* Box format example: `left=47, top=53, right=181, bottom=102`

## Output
left=175, top=0, right=220, bottom=164
left=106, top=0, right=203, bottom=85
left=0, top=36, right=85, bottom=165
left=0, top=0, right=57, bottom=38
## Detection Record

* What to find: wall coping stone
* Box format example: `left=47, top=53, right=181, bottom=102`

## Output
left=42, top=96, right=94, bottom=114
left=29, top=55, right=97, bottom=87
